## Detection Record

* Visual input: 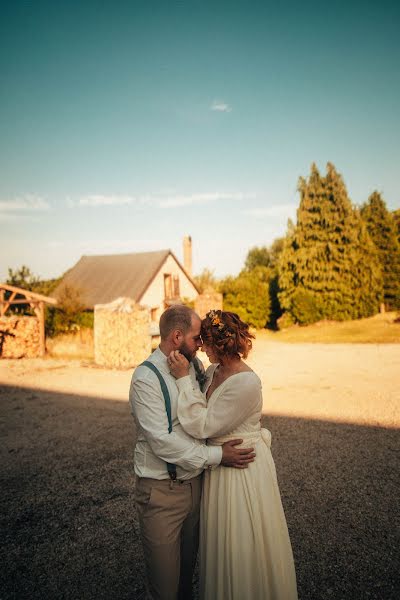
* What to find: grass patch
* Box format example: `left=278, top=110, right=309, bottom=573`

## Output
left=259, top=312, right=400, bottom=343
left=46, top=328, right=94, bottom=359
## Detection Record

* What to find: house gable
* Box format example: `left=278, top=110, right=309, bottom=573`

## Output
left=139, top=252, right=199, bottom=319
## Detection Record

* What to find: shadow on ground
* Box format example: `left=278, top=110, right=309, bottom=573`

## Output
left=0, top=384, right=399, bottom=600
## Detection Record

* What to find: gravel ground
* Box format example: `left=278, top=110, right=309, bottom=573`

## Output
left=1, top=343, right=399, bottom=599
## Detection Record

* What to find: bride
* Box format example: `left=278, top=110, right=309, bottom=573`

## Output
left=169, top=309, right=298, bottom=600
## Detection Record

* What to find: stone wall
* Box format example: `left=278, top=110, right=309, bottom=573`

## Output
left=0, top=315, right=41, bottom=358
left=195, top=292, right=223, bottom=318
left=94, top=298, right=151, bottom=369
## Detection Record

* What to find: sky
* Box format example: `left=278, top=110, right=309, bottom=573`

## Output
left=1, top=0, right=399, bottom=281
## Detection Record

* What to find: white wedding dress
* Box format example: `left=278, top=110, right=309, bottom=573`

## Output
left=176, top=364, right=298, bottom=600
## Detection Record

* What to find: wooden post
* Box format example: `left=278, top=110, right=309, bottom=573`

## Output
left=38, top=301, right=45, bottom=357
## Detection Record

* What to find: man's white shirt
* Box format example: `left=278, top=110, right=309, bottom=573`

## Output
left=129, top=347, right=222, bottom=480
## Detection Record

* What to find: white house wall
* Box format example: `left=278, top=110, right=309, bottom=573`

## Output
left=140, top=254, right=198, bottom=320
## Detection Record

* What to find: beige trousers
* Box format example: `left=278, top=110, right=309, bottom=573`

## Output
left=135, top=474, right=202, bottom=600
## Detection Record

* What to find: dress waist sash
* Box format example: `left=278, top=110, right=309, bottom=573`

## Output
left=207, top=428, right=272, bottom=449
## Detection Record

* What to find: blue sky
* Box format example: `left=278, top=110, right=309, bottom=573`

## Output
left=1, top=0, right=399, bottom=280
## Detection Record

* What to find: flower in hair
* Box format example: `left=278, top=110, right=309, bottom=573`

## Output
left=207, top=310, right=235, bottom=337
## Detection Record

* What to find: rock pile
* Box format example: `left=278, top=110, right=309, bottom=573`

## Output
left=0, top=315, right=41, bottom=358
left=94, top=298, right=151, bottom=369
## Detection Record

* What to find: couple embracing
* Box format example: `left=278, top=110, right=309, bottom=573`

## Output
left=129, top=305, right=297, bottom=600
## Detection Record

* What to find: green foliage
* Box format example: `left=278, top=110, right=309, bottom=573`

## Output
left=289, top=289, right=323, bottom=325
left=245, top=246, right=271, bottom=270
left=361, top=193, right=400, bottom=310
left=245, top=239, right=284, bottom=271
left=6, top=265, right=61, bottom=296
left=193, top=268, right=218, bottom=293
left=46, top=284, right=89, bottom=336
left=276, top=312, right=295, bottom=330
left=278, top=163, right=383, bottom=323
left=243, top=239, right=284, bottom=328
left=219, top=266, right=271, bottom=328
left=393, top=209, right=400, bottom=244
left=7, top=265, right=39, bottom=289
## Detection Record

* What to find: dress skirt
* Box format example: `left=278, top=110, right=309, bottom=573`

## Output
left=199, top=429, right=298, bottom=600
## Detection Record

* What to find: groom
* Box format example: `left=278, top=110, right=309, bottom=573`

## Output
left=129, top=304, right=255, bottom=600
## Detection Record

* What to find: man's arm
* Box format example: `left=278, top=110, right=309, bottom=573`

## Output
left=130, top=372, right=222, bottom=470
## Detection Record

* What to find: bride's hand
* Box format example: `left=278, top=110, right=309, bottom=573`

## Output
left=168, top=350, right=190, bottom=379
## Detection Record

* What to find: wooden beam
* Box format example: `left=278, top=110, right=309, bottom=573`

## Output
left=1, top=298, right=42, bottom=305
left=0, top=283, right=57, bottom=305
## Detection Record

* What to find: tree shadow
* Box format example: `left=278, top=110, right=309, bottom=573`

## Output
left=0, top=384, right=398, bottom=600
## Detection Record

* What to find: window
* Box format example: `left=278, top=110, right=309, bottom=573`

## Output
left=164, top=274, right=172, bottom=299
left=173, top=276, right=180, bottom=297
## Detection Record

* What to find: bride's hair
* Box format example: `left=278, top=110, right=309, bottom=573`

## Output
left=201, top=310, right=254, bottom=360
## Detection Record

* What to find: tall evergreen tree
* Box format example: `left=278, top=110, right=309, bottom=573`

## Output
left=392, top=209, right=400, bottom=244
left=278, top=163, right=382, bottom=323
left=360, top=193, right=400, bottom=310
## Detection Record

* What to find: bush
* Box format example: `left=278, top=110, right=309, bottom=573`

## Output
left=290, top=289, right=323, bottom=325
left=220, top=267, right=271, bottom=329
left=46, top=285, right=93, bottom=336
left=277, top=312, right=296, bottom=330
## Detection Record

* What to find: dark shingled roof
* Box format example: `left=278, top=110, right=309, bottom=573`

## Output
left=52, top=250, right=179, bottom=309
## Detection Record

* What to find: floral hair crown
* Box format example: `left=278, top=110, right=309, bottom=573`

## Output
left=207, top=310, right=235, bottom=338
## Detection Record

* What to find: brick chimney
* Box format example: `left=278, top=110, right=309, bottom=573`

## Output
left=183, top=235, right=192, bottom=276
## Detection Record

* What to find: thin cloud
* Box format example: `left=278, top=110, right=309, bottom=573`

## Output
left=159, top=192, right=254, bottom=208
left=74, top=195, right=135, bottom=207
left=210, top=100, right=232, bottom=113
left=0, top=196, right=50, bottom=212
left=68, top=192, right=253, bottom=209
left=243, top=203, right=298, bottom=218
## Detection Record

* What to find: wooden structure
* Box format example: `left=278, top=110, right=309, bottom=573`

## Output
left=0, top=284, right=57, bottom=357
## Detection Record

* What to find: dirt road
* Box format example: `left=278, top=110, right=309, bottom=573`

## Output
left=1, top=341, right=399, bottom=599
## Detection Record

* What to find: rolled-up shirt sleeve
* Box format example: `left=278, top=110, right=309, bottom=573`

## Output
left=175, top=374, right=261, bottom=440
left=130, top=374, right=222, bottom=470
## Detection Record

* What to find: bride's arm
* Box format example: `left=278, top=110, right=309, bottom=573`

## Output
left=175, top=372, right=261, bottom=440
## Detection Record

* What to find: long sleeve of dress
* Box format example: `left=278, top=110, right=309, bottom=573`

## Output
left=130, top=374, right=222, bottom=470
left=175, top=372, right=262, bottom=440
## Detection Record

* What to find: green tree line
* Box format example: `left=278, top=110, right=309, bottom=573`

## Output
left=196, top=162, right=400, bottom=328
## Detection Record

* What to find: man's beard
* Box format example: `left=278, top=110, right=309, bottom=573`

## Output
left=179, top=341, right=195, bottom=363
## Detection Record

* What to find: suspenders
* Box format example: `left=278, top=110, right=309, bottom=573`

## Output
left=140, top=361, right=177, bottom=481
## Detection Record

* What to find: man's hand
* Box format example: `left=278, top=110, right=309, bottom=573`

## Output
left=221, top=439, right=255, bottom=469
left=168, top=350, right=190, bottom=379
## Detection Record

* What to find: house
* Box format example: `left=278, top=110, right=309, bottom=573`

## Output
left=52, top=236, right=199, bottom=324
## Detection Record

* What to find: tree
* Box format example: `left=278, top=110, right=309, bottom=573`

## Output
left=219, top=266, right=271, bottom=328
left=6, top=265, right=61, bottom=296
left=46, top=284, right=90, bottom=335
left=361, top=193, right=400, bottom=310
left=6, top=266, right=39, bottom=289
left=278, top=163, right=383, bottom=324
left=243, top=239, right=284, bottom=328
left=245, top=246, right=271, bottom=270
left=392, top=209, right=400, bottom=244
left=193, top=268, right=218, bottom=293
left=244, top=239, right=284, bottom=272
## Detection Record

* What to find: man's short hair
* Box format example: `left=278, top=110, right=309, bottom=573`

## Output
left=159, top=305, right=196, bottom=340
